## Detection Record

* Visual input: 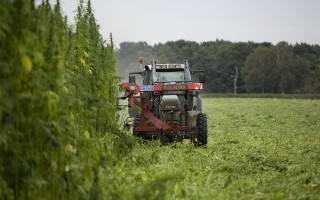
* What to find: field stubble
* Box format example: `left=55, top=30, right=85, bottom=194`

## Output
left=110, top=98, right=320, bottom=199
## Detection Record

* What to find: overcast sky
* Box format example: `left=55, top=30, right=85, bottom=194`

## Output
left=57, top=0, right=320, bottom=47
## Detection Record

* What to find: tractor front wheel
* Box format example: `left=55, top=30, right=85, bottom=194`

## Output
left=194, top=113, right=207, bottom=147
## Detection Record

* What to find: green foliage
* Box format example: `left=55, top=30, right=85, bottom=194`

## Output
left=0, top=0, right=129, bottom=199
left=243, top=42, right=311, bottom=94
left=117, top=40, right=320, bottom=94
left=209, top=42, right=254, bottom=93
left=243, top=47, right=276, bottom=93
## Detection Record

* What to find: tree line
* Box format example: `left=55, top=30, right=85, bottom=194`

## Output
left=0, top=0, right=128, bottom=199
left=117, top=40, right=320, bottom=94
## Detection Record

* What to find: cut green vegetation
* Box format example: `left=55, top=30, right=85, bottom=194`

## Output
left=108, top=98, right=320, bottom=199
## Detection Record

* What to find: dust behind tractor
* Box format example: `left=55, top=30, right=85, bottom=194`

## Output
left=121, top=58, right=207, bottom=146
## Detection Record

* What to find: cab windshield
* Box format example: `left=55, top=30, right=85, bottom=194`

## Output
left=156, top=69, right=185, bottom=82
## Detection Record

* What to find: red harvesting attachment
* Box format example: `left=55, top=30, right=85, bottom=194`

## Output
left=122, top=82, right=203, bottom=135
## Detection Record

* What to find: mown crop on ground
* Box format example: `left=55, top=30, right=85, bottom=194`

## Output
left=109, top=98, right=320, bottom=199
left=202, top=93, right=320, bottom=99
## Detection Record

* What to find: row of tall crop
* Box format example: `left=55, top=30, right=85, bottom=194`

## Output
left=0, top=1, right=129, bottom=199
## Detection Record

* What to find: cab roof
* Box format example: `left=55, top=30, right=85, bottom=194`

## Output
left=146, top=64, right=185, bottom=70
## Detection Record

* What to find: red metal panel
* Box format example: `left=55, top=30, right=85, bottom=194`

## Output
left=125, top=83, right=203, bottom=93
left=161, top=84, right=187, bottom=91
left=187, top=83, right=202, bottom=90
left=134, top=127, right=158, bottom=132
left=142, top=109, right=171, bottom=130
left=122, top=83, right=140, bottom=105
left=155, top=83, right=202, bottom=91
left=173, top=126, right=188, bottom=131
left=153, top=85, right=162, bottom=91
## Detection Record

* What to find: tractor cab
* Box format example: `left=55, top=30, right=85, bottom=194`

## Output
left=152, top=64, right=186, bottom=83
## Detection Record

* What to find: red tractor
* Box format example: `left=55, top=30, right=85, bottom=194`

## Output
left=121, top=58, right=207, bottom=146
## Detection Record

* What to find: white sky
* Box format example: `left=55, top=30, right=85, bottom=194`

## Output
left=56, top=0, right=320, bottom=47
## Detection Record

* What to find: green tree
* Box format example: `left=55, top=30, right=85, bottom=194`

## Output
left=293, top=43, right=320, bottom=93
left=243, top=47, right=276, bottom=93
left=271, top=42, right=310, bottom=93
left=215, top=43, right=254, bottom=93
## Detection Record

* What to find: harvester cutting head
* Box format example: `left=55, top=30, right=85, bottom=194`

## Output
left=121, top=58, right=207, bottom=146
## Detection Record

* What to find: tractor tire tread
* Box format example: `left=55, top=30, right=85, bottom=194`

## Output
left=196, top=113, right=207, bottom=146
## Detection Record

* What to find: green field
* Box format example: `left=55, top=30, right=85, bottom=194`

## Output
left=107, top=98, right=320, bottom=199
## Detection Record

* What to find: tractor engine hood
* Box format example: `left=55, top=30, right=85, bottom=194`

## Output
left=160, top=95, right=181, bottom=112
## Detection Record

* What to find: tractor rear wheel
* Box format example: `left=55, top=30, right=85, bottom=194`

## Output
left=195, top=113, right=207, bottom=146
